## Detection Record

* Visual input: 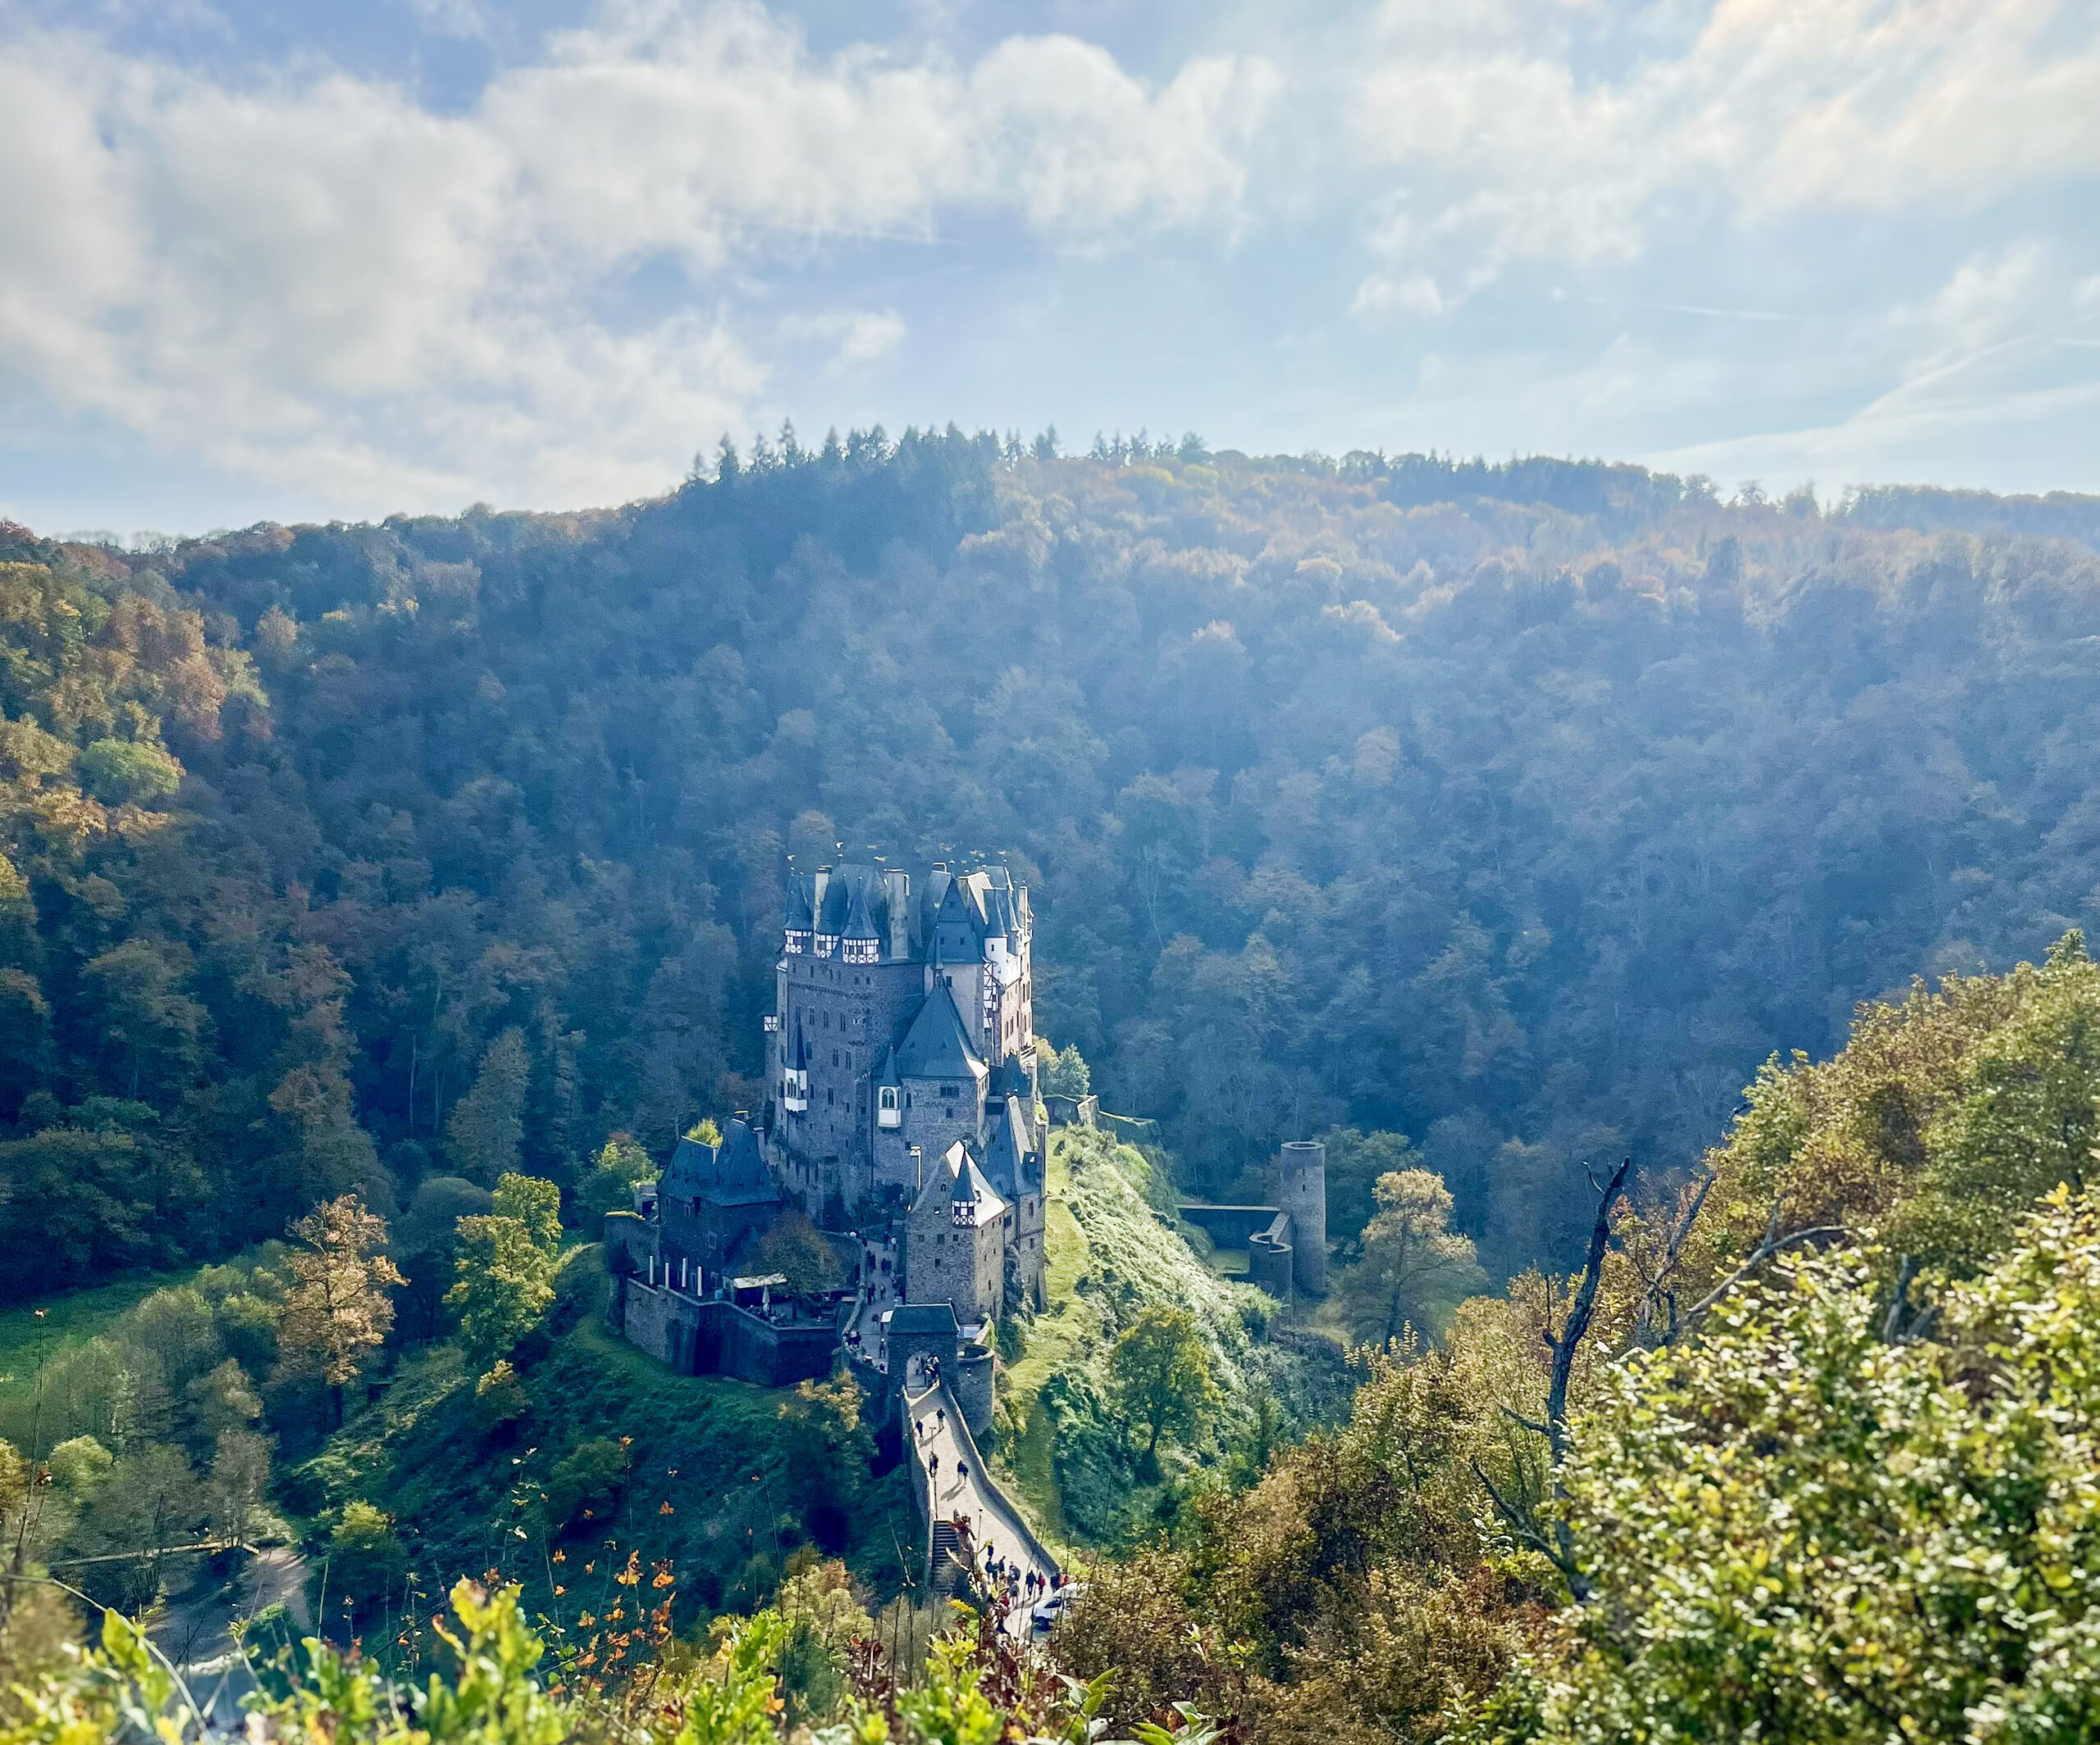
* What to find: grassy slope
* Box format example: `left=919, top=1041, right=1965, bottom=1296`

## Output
left=992, top=1129, right=1351, bottom=1547
left=0, top=1268, right=195, bottom=1415
left=295, top=1249, right=915, bottom=1629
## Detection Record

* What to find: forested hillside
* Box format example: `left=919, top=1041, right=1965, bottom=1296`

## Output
left=6, top=441, right=2100, bottom=1295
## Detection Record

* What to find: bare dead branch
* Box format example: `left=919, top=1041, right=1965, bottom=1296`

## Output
left=1632, top=1168, right=1716, bottom=1348
left=1471, top=1457, right=1585, bottom=1597
left=1543, top=1156, right=1632, bottom=1467
left=1882, top=1254, right=1916, bottom=1344
left=1677, top=1224, right=1851, bottom=1332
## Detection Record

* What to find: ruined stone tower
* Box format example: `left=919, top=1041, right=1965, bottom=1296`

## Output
left=1277, top=1140, right=1327, bottom=1295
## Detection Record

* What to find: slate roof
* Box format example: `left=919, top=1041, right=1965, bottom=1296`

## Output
left=842, top=879, right=879, bottom=943
left=950, top=1147, right=1008, bottom=1225
left=789, top=861, right=901, bottom=950
left=981, top=1094, right=1033, bottom=1199
left=989, top=1057, right=1034, bottom=1102
left=890, top=1301, right=961, bottom=1336
left=893, top=980, right=986, bottom=1081
left=782, top=858, right=1023, bottom=966
left=660, top=1117, right=783, bottom=1208
left=911, top=1138, right=1007, bottom=1225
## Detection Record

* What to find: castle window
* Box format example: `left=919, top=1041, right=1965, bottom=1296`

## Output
left=879, top=1085, right=900, bottom=1128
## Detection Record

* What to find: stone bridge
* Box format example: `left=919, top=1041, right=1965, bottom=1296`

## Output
left=901, top=1355, right=1061, bottom=1633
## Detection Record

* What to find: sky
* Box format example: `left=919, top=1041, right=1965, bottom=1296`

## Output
left=2, top=0, right=2097, bottom=537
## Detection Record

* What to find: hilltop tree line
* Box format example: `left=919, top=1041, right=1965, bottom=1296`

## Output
left=4, top=441, right=2100, bottom=1296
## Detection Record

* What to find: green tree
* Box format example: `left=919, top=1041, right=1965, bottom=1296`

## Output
left=1335, top=1169, right=1485, bottom=1347
left=78, top=939, right=208, bottom=1101
left=541, top=1436, right=629, bottom=1533
left=577, top=1134, right=657, bottom=1222
left=1504, top=1186, right=2100, bottom=1743
left=322, top=1499, right=407, bottom=1615
left=1107, top=1304, right=1218, bottom=1472
left=0, top=968, right=50, bottom=1119
left=0, top=1126, right=159, bottom=1293
left=75, top=737, right=182, bottom=807
left=1322, top=1127, right=1425, bottom=1257
left=207, top=1429, right=272, bottom=1548
left=1039, top=1042, right=1092, bottom=1101
left=72, top=1443, right=203, bottom=1612
left=445, top=1214, right=556, bottom=1375
left=447, top=1027, right=529, bottom=1185
left=491, top=1171, right=562, bottom=1253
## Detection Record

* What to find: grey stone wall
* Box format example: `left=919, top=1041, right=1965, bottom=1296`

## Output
left=1179, top=1204, right=1285, bottom=1246
left=614, top=1280, right=838, bottom=1388
left=954, top=1344, right=995, bottom=1437
left=906, top=1200, right=1004, bottom=1328
left=1248, top=1213, right=1295, bottom=1299
left=1277, top=1140, right=1328, bottom=1295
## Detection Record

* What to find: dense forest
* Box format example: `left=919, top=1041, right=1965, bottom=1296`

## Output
left=9, top=439, right=2100, bottom=1743
left=6, top=438, right=2100, bottom=1299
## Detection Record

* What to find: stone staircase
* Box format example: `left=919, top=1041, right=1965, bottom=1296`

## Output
left=929, top=1519, right=970, bottom=1597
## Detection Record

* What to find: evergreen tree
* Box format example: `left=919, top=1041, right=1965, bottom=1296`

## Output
left=447, top=1028, right=529, bottom=1186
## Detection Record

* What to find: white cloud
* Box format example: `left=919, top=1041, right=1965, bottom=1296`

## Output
left=1640, top=240, right=2100, bottom=491
left=778, top=308, right=908, bottom=374
left=2, top=0, right=2094, bottom=524
left=0, top=2, right=1276, bottom=514
left=1346, top=0, right=2100, bottom=316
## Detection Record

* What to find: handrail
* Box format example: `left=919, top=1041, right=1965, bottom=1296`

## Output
left=901, top=1372, right=1059, bottom=1614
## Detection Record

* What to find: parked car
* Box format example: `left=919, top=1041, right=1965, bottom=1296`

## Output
left=1030, top=1582, right=1084, bottom=1635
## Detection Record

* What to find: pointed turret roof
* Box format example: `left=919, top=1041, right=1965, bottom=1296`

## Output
left=912, top=1139, right=1006, bottom=1226
left=894, top=981, right=986, bottom=1081
left=952, top=1149, right=1006, bottom=1225
left=842, top=878, right=879, bottom=943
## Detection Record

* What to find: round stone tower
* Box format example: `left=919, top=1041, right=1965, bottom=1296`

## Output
left=1277, top=1140, right=1327, bottom=1296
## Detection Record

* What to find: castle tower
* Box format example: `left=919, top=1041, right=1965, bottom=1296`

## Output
left=1277, top=1140, right=1327, bottom=1295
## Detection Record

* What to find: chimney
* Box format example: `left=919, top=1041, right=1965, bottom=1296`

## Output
left=883, top=866, right=911, bottom=959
